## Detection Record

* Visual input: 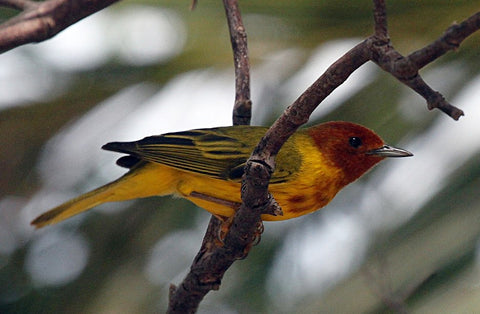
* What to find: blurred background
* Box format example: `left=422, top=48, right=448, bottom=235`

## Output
left=1, top=0, right=480, bottom=313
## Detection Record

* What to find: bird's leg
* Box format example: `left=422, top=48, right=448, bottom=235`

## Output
left=252, top=220, right=264, bottom=246
left=236, top=220, right=264, bottom=259
left=189, top=191, right=241, bottom=245
left=207, top=215, right=264, bottom=259
left=214, top=214, right=233, bottom=246
left=189, top=191, right=242, bottom=210
left=188, top=191, right=264, bottom=254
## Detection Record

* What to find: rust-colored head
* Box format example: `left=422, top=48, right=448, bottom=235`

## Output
left=308, top=121, right=412, bottom=186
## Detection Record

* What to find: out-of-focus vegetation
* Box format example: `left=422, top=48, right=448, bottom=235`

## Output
left=1, top=1, right=480, bottom=313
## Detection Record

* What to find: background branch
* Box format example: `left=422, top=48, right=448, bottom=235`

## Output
left=0, top=0, right=36, bottom=10
left=0, top=0, right=120, bottom=54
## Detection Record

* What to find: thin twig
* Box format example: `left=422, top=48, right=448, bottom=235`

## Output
left=223, top=0, right=251, bottom=126
left=409, top=11, right=480, bottom=69
left=372, top=0, right=388, bottom=40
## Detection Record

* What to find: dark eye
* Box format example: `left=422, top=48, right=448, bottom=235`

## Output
left=349, top=137, right=362, bottom=148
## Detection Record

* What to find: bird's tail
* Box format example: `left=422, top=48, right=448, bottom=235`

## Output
left=31, top=181, right=122, bottom=228
left=31, top=163, right=176, bottom=228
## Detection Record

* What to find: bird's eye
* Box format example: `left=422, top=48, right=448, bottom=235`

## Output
left=349, top=137, right=362, bottom=148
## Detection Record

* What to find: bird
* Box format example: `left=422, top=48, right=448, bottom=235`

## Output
left=31, top=121, right=412, bottom=228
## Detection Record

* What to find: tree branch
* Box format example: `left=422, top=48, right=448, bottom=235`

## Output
left=0, top=0, right=36, bottom=10
left=367, top=1, right=480, bottom=120
left=223, top=0, right=252, bottom=126
left=409, top=12, right=480, bottom=69
left=0, top=0, right=121, bottom=54
left=372, top=0, right=388, bottom=40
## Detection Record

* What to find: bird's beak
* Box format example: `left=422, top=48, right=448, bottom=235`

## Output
left=367, top=145, right=413, bottom=157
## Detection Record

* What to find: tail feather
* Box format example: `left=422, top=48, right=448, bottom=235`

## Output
left=102, top=141, right=137, bottom=155
left=31, top=182, right=117, bottom=228
left=31, top=162, right=176, bottom=228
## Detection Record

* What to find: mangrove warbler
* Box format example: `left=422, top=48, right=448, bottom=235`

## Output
left=31, top=121, right=412, bottom=228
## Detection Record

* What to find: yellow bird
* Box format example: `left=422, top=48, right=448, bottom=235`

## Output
left=31, top=121, right=412, bottom=228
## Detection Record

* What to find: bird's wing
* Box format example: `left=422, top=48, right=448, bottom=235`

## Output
left=102, top=126, right=299, bottom=183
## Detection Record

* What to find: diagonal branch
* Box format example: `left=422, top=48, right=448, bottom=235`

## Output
left=408, top=11, right=480, bottom=69
left=254, top=41, right=371, bottom=162
left=0, top=0, right=121, bottom=54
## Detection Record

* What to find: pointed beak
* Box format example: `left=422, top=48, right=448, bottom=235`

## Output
left=366, top=145, right=413, bottom=157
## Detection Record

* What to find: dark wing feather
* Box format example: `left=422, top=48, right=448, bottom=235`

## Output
left=102, top=126, right=299, bottom=183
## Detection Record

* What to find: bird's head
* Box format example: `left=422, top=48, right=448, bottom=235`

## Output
left=308, top=121, right=412, bottom=185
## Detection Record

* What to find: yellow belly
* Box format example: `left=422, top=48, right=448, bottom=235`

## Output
left=145, top=162, right=344, bottom=221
